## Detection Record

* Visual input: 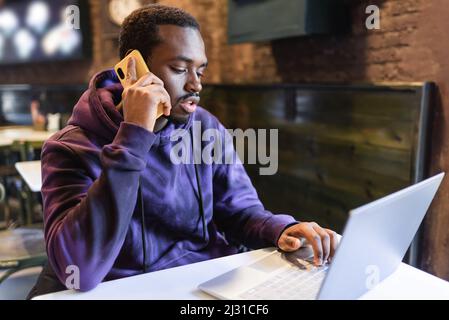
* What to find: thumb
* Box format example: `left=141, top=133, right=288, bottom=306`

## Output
left=279, top=236, right=302, bottom=252
left=124, top=57, right=137, bottom=88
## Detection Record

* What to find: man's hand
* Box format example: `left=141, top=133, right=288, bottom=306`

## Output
left=277, top=222, right=338, bottom=266
left=121, top=57, right=172, bottom=132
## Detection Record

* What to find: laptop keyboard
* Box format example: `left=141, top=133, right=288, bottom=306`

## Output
left=238, top=260, right=329, bottom=300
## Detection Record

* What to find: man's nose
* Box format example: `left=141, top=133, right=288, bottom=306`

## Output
left=185, top=74, right=202, bottom=93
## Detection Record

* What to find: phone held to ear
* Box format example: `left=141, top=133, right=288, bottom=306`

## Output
left=114, top=49, right=164, bottom=119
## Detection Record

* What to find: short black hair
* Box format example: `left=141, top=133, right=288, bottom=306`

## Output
left=119, top=4, right=200, bottom=60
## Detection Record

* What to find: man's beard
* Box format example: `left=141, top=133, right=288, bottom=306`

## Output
left=166, top=111, right=190, bottom=124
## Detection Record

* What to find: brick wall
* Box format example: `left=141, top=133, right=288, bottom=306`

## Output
left=0, top=0, right=435, bottom=86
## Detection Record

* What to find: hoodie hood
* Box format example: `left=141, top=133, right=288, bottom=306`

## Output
left=68, top=69, right=193, bottom=146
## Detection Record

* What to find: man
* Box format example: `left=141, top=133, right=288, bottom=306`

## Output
left=28, top=4, right=337, bottom=298
left=30, top=91, right=47, bottom=131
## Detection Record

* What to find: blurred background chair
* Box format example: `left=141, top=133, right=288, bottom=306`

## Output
left=0, top=225, right=46, bottom=284
left=0, top=169, right=47, bottom=299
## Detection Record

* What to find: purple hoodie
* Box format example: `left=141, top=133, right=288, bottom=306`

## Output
left=41, top=69, right=297, bottom=291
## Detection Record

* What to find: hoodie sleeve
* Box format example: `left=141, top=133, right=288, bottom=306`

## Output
left=41, top=122, right=156, bottom=291
left=212, top=126, right=298, bottom=249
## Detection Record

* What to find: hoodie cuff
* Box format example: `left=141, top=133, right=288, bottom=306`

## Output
left=275, top=221, right=300, bottom=245
left=264, top=214, right=298, bottom=246
left=112, top=122, right=157, bottom=159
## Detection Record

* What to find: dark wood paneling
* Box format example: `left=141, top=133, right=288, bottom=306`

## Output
left=201, top=83, right=431, bottom=233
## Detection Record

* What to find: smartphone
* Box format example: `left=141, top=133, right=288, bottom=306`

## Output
left=114, top=49, right=164, bottom=119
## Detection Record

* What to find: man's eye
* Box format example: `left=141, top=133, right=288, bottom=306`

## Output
left=170, top=67, right=187, bottom=74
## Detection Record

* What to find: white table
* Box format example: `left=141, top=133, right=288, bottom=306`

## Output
left=14, top=161, right=42, bottom=192
left=0, top=127, right=53, bottom=147
left=33, top=248, right=449, bottom=300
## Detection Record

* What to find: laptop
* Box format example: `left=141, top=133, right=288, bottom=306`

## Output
left=198, top=172, right=445, bottom=300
